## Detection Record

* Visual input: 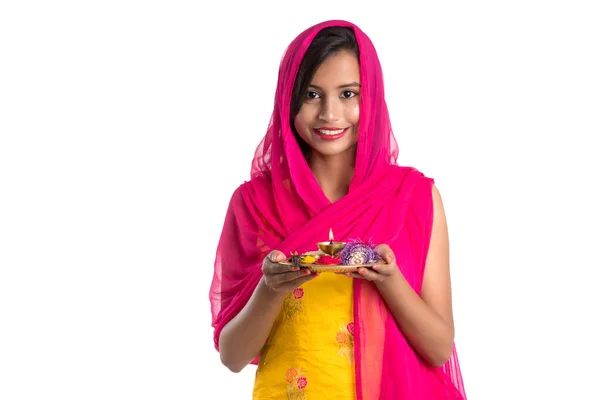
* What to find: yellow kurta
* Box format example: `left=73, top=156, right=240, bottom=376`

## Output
left=253, top=272, right=356, bottom=399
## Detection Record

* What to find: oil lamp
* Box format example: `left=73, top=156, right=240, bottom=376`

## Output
left=317, top=228, right=346, bottom=256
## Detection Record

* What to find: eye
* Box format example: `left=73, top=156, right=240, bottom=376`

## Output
left=306, top=91, right=320, bottom=100
left=341, top=90, right=357, bottom=99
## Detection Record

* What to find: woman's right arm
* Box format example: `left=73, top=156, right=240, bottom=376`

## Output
left=218, top=250, right=318, bottom=373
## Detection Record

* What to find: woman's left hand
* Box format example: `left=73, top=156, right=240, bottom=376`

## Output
left=339, top=244, right=400, bottom=284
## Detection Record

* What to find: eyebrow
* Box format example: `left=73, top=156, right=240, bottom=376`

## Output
left=308, top=82, right=361, bottom=90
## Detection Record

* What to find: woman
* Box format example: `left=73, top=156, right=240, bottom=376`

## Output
left=209, top=20, right=466, bottom=399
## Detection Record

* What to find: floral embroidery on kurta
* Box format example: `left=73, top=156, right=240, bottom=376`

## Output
left=283, top=287, right=304, bottom=320
left=336, top=322, right=355, bottom=364
left=286, top=367, right=308, bottom=400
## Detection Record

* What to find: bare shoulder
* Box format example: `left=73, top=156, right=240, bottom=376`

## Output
left=432, top=183, right=441, bottom=198
left=428, top=183, right=449, bottom=255
left=431, top=184, right=446, bottom=219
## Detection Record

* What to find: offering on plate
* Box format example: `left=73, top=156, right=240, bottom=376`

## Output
left=338, top=239, right=381, bottom=266
left=288, top=251, right=302, bottom=268
left=301, top=255, right=317, bottom=264
left=279, top=229, right=384, bottom=272
left=315, top=255, right=342, bottom=265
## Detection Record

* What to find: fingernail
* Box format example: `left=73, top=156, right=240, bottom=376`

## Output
left=303, top=270, right=310, bottom=275
left=372, top=265, right=378, bottom=270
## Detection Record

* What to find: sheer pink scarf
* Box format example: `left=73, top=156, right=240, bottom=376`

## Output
left=209, top=20, right=466, bottom=399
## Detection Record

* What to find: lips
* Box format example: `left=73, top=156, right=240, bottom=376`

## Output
left=312, top=127, right=349, bottom=141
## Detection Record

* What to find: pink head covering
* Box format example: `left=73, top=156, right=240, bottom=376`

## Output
left=210, top=20, right=466, bottom=399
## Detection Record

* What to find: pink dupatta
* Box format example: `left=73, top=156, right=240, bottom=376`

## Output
left=209, top=20, right=466, bottom=399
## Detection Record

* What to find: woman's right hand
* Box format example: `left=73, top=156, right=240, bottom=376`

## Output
left=261, top=250, right=319, bottom=294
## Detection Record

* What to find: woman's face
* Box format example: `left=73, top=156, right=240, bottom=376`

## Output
left=294, top=50, right=360, bottom=158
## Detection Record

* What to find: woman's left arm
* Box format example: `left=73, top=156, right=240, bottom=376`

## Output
left=352, top=184, right=455, bottom=367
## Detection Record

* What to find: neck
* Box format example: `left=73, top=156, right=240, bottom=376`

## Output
left=308, top=146, right=356, bottom=203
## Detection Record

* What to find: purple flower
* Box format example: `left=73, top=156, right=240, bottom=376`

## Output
left=339, top=239, right=380, bottom=265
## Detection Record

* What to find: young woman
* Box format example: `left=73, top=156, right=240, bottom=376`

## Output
left=209, top=20, right=466, bottom=399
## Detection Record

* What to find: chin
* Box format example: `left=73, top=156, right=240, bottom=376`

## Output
left=312, top=142, right=357, bottom=157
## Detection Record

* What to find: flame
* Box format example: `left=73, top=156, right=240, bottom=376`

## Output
left=329, top=228, right=334, bottom=242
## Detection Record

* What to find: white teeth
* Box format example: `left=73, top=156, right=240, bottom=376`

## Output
left=316, top=128, right=345, bottom=135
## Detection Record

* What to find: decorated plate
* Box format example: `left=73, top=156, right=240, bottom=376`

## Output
left=289, top=261, right=385, bottom=273
left=278, top=248, right=386, bottom=273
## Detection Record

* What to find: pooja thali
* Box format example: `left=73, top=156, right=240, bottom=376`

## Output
left=278, top=248, right=387, bottom=273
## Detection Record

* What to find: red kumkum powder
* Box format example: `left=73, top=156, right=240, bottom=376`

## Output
left=316, top=255, right=341, bottom=265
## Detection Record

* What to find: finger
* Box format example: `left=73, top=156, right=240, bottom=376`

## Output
left=268, top=260, right=301, bottom=274
left=357, top=267, right=383, bottom=282
left=375, top=244, right=395, bottom=264
left=371, top=263, right=394, bottom=276
left=264, top=253, right=299, bottom=275
left=340, top=271, right=366, bottom=279
left=268, top=250, right=287, bottom=263
left=349, top=272, right=365, bottom=279
left=273, top=268, right=313, bottom=285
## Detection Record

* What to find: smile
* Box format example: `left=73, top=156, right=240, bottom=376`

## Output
left=313, top=127, right=349, bottom=141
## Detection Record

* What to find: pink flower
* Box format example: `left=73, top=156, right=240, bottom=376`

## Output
left=297, top=377, right=307, bottom=389
left=346, top=322, right=355, bottom=336
left=293, top=287, right=304, bottom=300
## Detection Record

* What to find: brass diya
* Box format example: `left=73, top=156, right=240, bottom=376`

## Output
left=317, top=241, right=346, bottom=256
left=317, top=228, right=346, bottom=256
left=317, top=242, right=346, bottom=257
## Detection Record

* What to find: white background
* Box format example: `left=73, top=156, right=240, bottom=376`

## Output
left=1, top=1, right=599, bottom=399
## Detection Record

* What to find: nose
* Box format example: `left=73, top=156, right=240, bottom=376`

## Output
left=318, top=97, right=341, bottom=122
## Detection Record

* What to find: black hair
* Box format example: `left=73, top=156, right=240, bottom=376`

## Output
left=290, top=27, right=359, bottom=159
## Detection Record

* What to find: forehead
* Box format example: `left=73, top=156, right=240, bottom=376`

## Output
left=310, top=51, right=360, bottom=86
